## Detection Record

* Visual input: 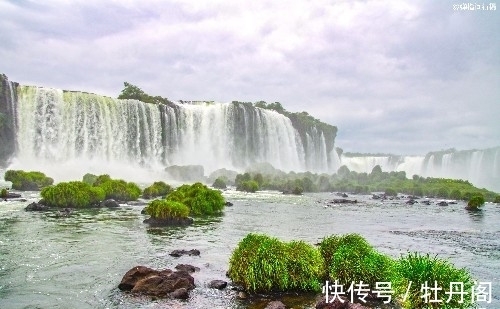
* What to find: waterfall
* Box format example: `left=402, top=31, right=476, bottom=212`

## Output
left=340, top=147, right=500, bottom=192
left=7, top=85, right=338, bottom=181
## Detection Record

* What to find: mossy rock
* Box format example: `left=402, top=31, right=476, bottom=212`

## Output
left=4, top=170, right=53, bottom=191
left=41, top=181, right=105, bottom=208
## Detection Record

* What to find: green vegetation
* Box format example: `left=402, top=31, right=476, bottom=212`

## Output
left=237, top=180, right=259, bottom=193
left=82, top=173, right=98, bottom=185
left=118, top=82, right=172, bottom=105
left=0, top=188, right=7, bottom=198
left=4, top=170, right=54, bottom=191
left=229, top=233, right=475, bottom=309
left=495, top=195, right=500, bottom=203
left=318, top=234, right=394, bottom=289
left=91, top=174, right=141, bottom=201
left=212, top=177, right=227, bottom=189
left=227, top=233, right=324, bottom=293
left=165, top=182, right=225, bottom=216
left=144, top=199, right=189, bottom=219
left=41, top=181, right=105, bottom=208
left=142, top=181, right=172, bottom=199
left=466, top=194, right=485, bottom=210
left=232, top=163, right=499, bottom=202
left=393, top=252, right=474, bottom=309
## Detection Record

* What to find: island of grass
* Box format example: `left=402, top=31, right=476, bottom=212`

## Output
left=143, top=182, right=225, bottom=226
left=228, top=233, right=475, bottom=309
left=4, top=170, right=53, bottom=191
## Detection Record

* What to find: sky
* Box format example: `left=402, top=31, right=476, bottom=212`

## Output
left=0, top=0, right=499, bottom=155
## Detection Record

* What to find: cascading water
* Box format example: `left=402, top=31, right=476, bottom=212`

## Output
left=340, top=147, right=500, bottom=192
left=6, top=84, right=338, bottom=181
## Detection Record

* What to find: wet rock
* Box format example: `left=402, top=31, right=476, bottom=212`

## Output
left=331, top=199, right=358, bottom=204
left=316, top=296, right=349, bottom=309
left=208, top=279, right=227, bottom=290
left=225, top=201, right=234, bottom=206
left=265, top=300, right=286, bottom=309
left=237, top=291, right=248, bottom=299
left=406, top=199, right=418, bottom=205
left=169, top=249, right=200, bottom=257
left=437, top=201, right=448, bottom=206
left=422, top=200, right=431, bottom=205
left=170, top=287, right=189, bottom=299
left=100, top=199, right=120, bottom=208
left=336, top=192, right=349, bottom=198
left=119, top=265, right=195, bottom=298
left=175, top=264, right=199, bottom=273
left=25, top=201, right=49, bottom=211
left=143, top=217, right=194, bottom=226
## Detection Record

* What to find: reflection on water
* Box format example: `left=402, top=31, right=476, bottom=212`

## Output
left=0, top=190, right=499, bottom=308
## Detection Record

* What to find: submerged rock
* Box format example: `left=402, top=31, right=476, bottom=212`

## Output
left=118, top=265, right=195, bottom=299
left=208, top=279, right=227, bottom=290
left=175, top=264, right=199, bottom=273
left=265, top=300, right=286, bottom=309
left=100, top=199, right=120, bottom=208
left=437, top=201, right=448, bottom=206
left=169, top=249, right=200, bottom=257
left=25, top=201, right=49, bottom=211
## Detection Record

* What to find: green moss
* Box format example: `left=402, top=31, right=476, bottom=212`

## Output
left=228, top=234, right=324, bottom=293
left=393, top=252, right=474, bottom=309
left=165, top=182, right=225, bottom=216
left=4, top=170, right=54, bottom=191
left=41, top=181, right=105, bottom=208
left=142, top=181, right=172, bottom=199
left=144, top=199, right=189, bottom=219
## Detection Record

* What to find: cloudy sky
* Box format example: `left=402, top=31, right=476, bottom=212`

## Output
left=1, top=0, right=498, bottom=155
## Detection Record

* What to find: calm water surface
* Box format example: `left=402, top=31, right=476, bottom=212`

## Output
left=0, top=189, right=499, bottom=309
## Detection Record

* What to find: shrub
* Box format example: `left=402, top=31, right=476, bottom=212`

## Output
left=228, top=234, right=324, bottom=293
left=466, top=194, right=485, bottom=210
left=142, top=181, right=172, bottom=199
left=4, top=170, right=53, bottom=191
left=41, top=181, right=105, bottom=208
left=495, top=195, right=500, bottom=203
left=92, top=175, right=141, bottom=201
left=144, top=199, right=189, bottom=219
left=0, top=188, right=7, bottom=198
left=449, top=189, right=462, bottom=200
left=212, top=177, right=227, bottom=189
left=384, top=188, right=397, bottom=196
left=82, top=173, right=98, bottom=185
left=237, top=180, right=259, bottom=193
left=166, top=182, right=225, bottom=216
left=393, top=252, right=474, bottom=309
left=319, top=234, right=394, bottom=289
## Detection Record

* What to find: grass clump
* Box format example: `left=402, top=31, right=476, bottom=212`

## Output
left=0, top=188, right=7, bottom=198
left=4, top=170, right=54, bottom=191
left=393, top=252, right=474, bottom=309
left=144, top=199, right=189, bottom=219
left=166, top=182, right=225, bottom=216
left=495, top=195, right=500, bottom=203
left=227, top=233, right=323, bottom=293
left=466, top=194, right=485, bottom=210
left=237, top=180, right=259, bottom=193
left=142, top=181, right=172, bottom=199
left=41, top=181, right=105, bottom=208
left=318, top=234, right=394, bottom=289
left=91, top=174, right=141, bottom=201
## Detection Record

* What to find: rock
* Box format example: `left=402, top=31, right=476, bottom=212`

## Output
left=406, top=199, right=418, bottom=205
left=175, top=264, right=199, bottom=273
left=332, top=199, right=358, bottom=204
left=347, top=303, right=369, bottom=309
left=100, top=199, right=120, bottom=208
left=208, top=279, right=227, bottom=290
left=119, top=265, right=195, bottom=298
left=422, top=200, right=431, bottom=205
left=265, top=300, right=286, bottom=309
left=169, top=249, right=200, bottom=257
left=225, top=201, right=234, bottom=206
left=336, top=192, right=349, bottom=198
left=25, top=201, right=49, bottom=211
left=170, top=287, right=189, bottom=299
left=143, top=217, right=194, bottom=226
left=437, top=201, right=448, bottom=206
left=237, top=291, right=247, bottom=299
left=316, top=296, right=349, bottom=309
left=5, top=192, right=22, bottom=199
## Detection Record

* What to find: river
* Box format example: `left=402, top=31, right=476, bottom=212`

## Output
left=0, top=189, right=499, bottom=309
